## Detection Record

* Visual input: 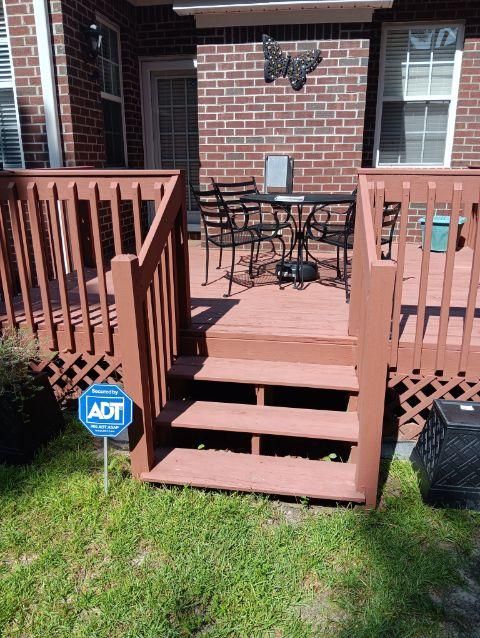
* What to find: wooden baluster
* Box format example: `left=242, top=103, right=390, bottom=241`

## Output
left=153, top=263, right=167, bottom=407
left=110, top=181, right=123, bottom=256
left=374, top=181, right=385, bottom=257
left=166, top=231, right=178, bottom=358
left=131, top=182, right=143, bottom=254
left=112, top=254, right=154, bottom=476
left=146, top=280, right=162, bottom=417
left=67, top=181, right=93, bottom=354
left=356, top=260, right=396, bottom=508
left=47, top=182, right=73, bottom=352
left=459, top=197, right=480, bottom=373
left=88, top=182, right=113, bottom=354
left=0, top=203, right=15, bottom=328
left=27, top=182, right=56, bottom=348
left=390, top=182, right=411, bottom=367
left=154, top=182, right=173, bottom=369
left=174, top=180, right=192, bottom=330
left=412, top=183, right=436, bottom=371
left=7, top=184, right=34, bottom=331
left=18, top=200, right=32, bottom=289
left=435, top=183, right=462, bottom=372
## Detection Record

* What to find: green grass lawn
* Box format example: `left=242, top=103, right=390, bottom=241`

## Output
left=1, top=418, right=479, bottom=638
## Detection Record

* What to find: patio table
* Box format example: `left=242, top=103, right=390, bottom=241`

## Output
left=240, top=192, right=356, bottom=289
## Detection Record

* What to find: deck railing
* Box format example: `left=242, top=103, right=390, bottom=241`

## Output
left=0, top=169, right=184, bottom=356
left=349, top=174, right=396, bottom=505
left=112, top=173, right=189, bottom=476
left=352, top=169, right=480, bottom=378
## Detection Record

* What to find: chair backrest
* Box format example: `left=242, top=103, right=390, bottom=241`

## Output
left=264, top=155, right=294, bottom=193
left=190, top=184, right=232, bottom=234
left=212, top=178, right=259, bottom=214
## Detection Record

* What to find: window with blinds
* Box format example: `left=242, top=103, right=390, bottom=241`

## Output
left=375, top=24, right=463, bottom=167
left=0, top=2, right=23, bottom=168
left=98, top=19, right=126, bottom=167
left=155, top=75, right=200, bottom=229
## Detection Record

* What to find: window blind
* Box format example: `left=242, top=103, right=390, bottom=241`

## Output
left=0, top=2, right=23, bottom=168
left=377, top=25, right=461, bottom=166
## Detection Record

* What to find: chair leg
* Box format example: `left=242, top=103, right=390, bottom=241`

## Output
left=336, top=245, right=341, bottom=278
left=224, top=245, right=236, bottom=298
left=217, top=245, right=223, bottom=269
left=255, top=241, right=261, bottom=263
left=278, top=236, right=286, bottom=290
left=249, top=242, right=255, bottom=278
left=202, top=240, right=210, bottom=286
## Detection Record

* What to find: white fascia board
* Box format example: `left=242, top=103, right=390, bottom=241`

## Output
left=173, top=0, right=393, bottom=15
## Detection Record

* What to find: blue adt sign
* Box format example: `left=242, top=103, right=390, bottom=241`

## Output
left=78, top=384, right=133, bottom=438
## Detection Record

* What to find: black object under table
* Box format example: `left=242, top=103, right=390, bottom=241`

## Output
left=240, top=192, right=356, bottom=288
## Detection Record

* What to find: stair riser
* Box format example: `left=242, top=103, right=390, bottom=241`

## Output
left=181, top=333, right=356, bottom=366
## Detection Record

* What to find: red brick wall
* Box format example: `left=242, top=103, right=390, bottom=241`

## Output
left=4, top=0, right=50, bottom=167
left=196, top=25, right=369, bottom=193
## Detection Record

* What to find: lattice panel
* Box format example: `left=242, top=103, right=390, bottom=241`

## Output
left=386, top=374, right=480, bottom=440
left=31, top=352, right=122, bottom=400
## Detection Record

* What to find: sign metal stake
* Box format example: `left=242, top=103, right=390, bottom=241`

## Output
left=104, top=436, right=108, bottom=494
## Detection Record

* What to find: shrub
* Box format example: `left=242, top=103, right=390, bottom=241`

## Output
left=0, top=328, right=43, bottom=403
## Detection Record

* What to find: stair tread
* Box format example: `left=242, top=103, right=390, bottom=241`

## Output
left=169, top=356, right=359, bottom=392
left=159, top=400, right=359, bottom=442
left=141, top=447, right=364, bottom=502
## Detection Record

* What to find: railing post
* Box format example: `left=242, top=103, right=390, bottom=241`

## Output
left=174, top=172, right=191, bottom=330
left=112, top=254, right=154, bottom=476
left=356, top=260, right=396, bottom=507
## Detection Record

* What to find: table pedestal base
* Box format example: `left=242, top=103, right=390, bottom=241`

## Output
left=276, top=260, right=318, bottom=284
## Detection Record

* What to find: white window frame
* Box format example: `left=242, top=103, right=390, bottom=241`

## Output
left=96, top=14, right=128, bottom=167
left=373, top=21, right=465, bottom=168
left=0, top=0, right=24, bottom=167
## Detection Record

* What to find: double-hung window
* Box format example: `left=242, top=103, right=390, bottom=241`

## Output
left=98, top=18, right=126, bottom=167
left=0, top=1, right=23, bottom=168
left=375, top=23, right=464, bottom=167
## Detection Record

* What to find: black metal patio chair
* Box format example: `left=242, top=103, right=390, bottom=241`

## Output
left=190, top=185, right=286, bottom=298
left=304, top=196, right=400, bottom=302
left=212, top=177, right=296, bottom=263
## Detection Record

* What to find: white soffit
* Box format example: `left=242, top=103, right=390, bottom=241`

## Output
left=171, top=0, right=393, bottom=27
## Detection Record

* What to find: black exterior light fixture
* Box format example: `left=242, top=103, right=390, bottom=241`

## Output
left=84, top=23, right=103, bottom=61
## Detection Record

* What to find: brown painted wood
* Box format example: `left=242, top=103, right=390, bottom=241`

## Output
left=66, top=181, right=93, bottom=354
left=142, top=447, right=364, bottom=501
left=6, top=183, right=34, bottom=331
left=390, top=182, right=410, bottom=367
left=435, top=183, right=462, bottom=372
left=47, top=182, right=73, bottom=351
left=0, top=202, right=15, bottom=328
left=27, top=182, right=55, bottom=347
left=169, top=356, right=359, bottom=392
left=356, top=260, right=396, bottom=508
left=159, top=400, right=360, bottom=442
left=412, top=183, right=436, bottom=371
left=460, top=213, right=480, bottom=372
left=374, top=181, right=385, bottom=257
left=131, top=182, right=143, bottom=253
left=88, top=182, right=113, bottom=354
left=111, top=254, right=155, bottom=475
left=110, top=181, right=123, bottom=256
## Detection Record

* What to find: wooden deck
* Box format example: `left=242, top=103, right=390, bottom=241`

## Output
left=3, top=241, right=479, bottom=360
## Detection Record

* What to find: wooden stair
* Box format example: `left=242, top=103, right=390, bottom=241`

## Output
left=168, top=356, right=359, bottom=392
left=142, top=355, right=364, bottom=503
left=142, top=448, right=364, bottom=502
left=159, top=400, right=359, bottom=442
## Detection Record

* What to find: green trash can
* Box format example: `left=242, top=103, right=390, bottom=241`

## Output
left=419, top=215, right=467, bottom=253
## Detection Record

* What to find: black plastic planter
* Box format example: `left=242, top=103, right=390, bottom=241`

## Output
left=0, top=374, right=64, bottom=465
left=412, top=399, right=480, bottom=511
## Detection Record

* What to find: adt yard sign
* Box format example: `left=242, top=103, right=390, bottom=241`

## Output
left=78, top=384, right=133, bottom=493
left=79, top=384, right=133, bottom=438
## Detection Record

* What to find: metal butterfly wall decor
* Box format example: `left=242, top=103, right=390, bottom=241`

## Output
left=263, top=34, right=322, bottom=91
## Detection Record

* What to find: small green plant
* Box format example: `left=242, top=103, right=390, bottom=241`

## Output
left=0, top=328, right=43, bottom=405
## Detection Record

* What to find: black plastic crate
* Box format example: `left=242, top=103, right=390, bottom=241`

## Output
left=412, top=399, right=480, bottom=510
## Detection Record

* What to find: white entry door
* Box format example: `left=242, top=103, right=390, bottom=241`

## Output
left=150, top=70, right=200, bottom=231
